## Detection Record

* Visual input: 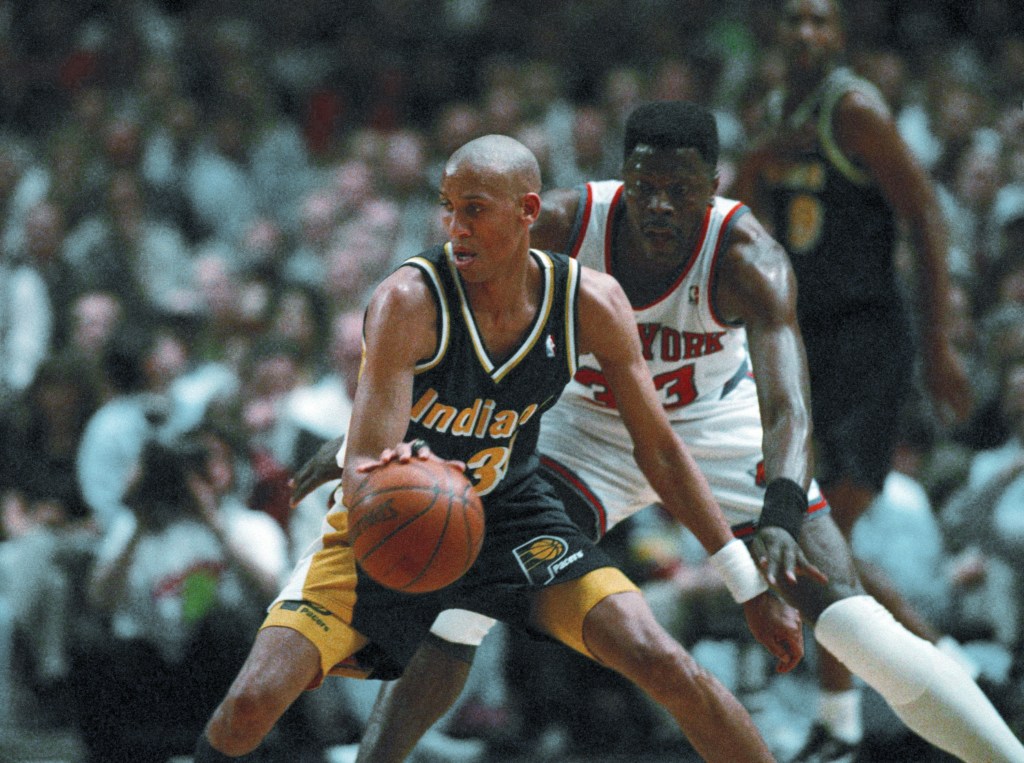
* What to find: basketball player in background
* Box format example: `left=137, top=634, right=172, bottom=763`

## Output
left=336, top=102, right=1023, bottom=763
left=192, top=133, right=812, bottom=763
left=734, top=0, right=976, bottom=759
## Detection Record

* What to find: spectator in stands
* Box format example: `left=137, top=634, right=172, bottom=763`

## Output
left=71, top=434, right=284, bottom=762
left=75, top=321, right=187, bottom=533
left=0, top=353, right=102, bottom=726
left=61, top=169, right=194, bottom=321
left=0, top=215, right=53, bottom=408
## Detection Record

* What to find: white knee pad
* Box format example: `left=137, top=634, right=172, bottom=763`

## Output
left=430, top=608, right=497, bottom=646
left=813, top=595, right=934, bottom=706
left=816, top=596, right=1024, bottom=762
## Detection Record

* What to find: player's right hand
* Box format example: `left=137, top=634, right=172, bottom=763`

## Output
left=742, top=591, right=804, bottom=673
left=289, top=435, right=345, bottom=507
left=355, top=439, right=466, bottom=475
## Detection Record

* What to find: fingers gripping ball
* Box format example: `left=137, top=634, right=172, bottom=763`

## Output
left=347, top=459, right=485, bottom=593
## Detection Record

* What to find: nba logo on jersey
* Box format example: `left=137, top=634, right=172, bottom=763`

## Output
left=545, top=334, right=556, bottom=357
left=689, top=286, right=700, bottom=304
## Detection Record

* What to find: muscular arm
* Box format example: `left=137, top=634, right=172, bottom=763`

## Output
left=340, top=267, right=438, bottom=499
left=716, top=212, right=813, bottom=489
left=576, top=268, right=735, bottom=554
left=834, top=91, right=972, bottom=421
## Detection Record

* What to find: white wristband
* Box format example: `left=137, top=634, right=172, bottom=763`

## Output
left=709, top=539, right=769, bottom=603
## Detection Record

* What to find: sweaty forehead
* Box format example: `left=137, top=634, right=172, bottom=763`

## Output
left=624, top=145, right=709, bottom=175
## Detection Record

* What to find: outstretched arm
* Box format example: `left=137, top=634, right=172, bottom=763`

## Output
left=577, top=268, right=735, bottom=552
left=577, top=267, right=806, bottom=671
left=835, top=90, right=972, bottom=423
left=717, top=213, right=813, bottom=497
left=715, top=212, right=827, bottom=586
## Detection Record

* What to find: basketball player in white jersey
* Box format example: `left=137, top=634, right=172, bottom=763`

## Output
left=294, top=101, right=1024, bottom=763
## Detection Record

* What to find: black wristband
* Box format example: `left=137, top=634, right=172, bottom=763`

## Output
left=760, top=477, right=808, bottom=539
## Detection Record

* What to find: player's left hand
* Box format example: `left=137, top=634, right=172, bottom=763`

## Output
left=742, top=591, right=804, bottom=673
left=749, top=526, right=828, bottom=587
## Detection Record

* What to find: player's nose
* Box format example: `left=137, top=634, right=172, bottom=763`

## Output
left=645, top=190, right=674, bottom=214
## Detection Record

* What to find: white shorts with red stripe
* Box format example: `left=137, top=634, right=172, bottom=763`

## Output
left=539, top=375, right=827, bottom=536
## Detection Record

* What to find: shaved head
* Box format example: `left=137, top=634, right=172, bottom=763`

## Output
left=444, top=134, right=541, bottom=196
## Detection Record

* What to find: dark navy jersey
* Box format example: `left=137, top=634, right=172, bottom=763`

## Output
left=401, top=243, right=581, bottom=506
left=761, top=67, right=901, bottom=327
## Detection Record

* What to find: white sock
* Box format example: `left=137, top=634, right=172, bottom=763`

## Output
left=818, top=688, right=862, bottom=744
left=815, top=596, right=1024, bottom=763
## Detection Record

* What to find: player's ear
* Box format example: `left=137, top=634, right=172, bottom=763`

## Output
left=522, top=191, right=541, bottom=223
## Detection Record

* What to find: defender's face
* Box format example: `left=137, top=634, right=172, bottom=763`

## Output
left=779, top=0, right=844, bottom=80
left=439, top=163, right=530, bottom=282
left=621, top=145, right=716, bottom=259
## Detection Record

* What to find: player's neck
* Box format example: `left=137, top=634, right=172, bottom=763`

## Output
left=613, top=223, right=692, bottom=306
left=462, top=251, right=541, bottom=353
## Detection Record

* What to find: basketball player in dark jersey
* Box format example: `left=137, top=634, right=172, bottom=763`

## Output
left=734, top=0, right=975, bottom=760
left=192, top=135, right=808, bottom=763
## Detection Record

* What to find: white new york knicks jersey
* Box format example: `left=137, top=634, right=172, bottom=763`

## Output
left=564, top=180, right=751, bottom=421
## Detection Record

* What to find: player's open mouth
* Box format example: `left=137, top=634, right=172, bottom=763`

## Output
left=452, top=248, right=476, bottom=263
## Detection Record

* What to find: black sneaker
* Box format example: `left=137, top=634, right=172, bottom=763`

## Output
left=790, top=723, right=859, bottom=763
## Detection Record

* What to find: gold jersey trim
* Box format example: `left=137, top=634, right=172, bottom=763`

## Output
left=406, top=255, right=451, bottom=373
left=443, top=243, right=557, bottom=384
left=564, top=256, right=580, bottom=378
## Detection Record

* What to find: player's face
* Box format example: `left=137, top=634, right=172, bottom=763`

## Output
left=621, top=145, right=717, bottom=260
left=779, top=0, right=843, bottom=80
left=439, top=163, right=531, bottom=282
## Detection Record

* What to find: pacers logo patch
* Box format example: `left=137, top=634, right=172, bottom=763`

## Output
left=513, top=535, right=583, bottom=585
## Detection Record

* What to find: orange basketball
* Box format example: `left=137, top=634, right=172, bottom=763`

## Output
left=347, top=458, right=485, bottom=593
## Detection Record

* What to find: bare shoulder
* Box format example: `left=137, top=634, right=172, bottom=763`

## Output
left=717, top=209, right=795, bottom=323
left=724, top=209, right=789, bottom=271
left=833, top=86, right=899, bottom=158
left=364, top=265, right=438, bottom=359
left=369, top=265, right=433, bottom=314
left=578, top=264, right=628, bottom=307
left=836, top=84, right=893, bottom=123
left=532, top=187, right=582, bottom=252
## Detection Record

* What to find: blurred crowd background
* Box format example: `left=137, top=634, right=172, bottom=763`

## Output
left=1, top=1, right=1023, bottom=761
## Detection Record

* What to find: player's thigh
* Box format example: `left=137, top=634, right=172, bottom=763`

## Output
left=570, top=586, right=704, bottom=703
left=530, top=567, right=639, bottom=660
left=261, top=601, right=371, bottom=685
left=807, top=312, right=913, bottom=494
left=263, top=507, right=373, bottom=685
